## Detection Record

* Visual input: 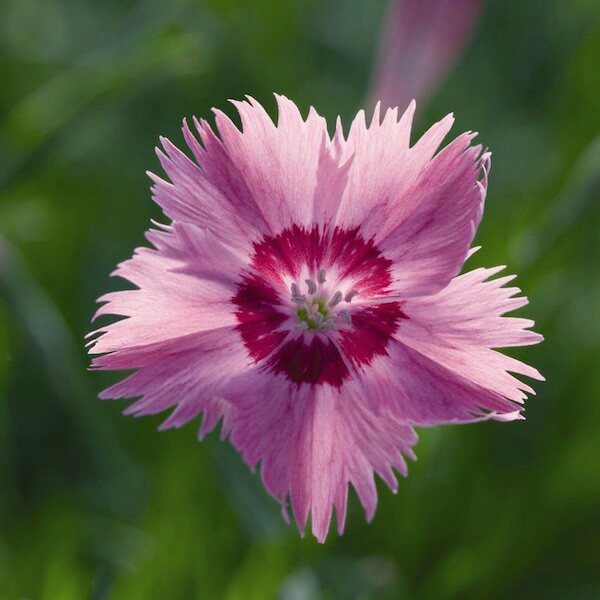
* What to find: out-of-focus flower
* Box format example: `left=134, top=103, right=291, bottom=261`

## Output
left=370, top=0, right=483, bottom=111
left=88, top=95, right=543, bottom=542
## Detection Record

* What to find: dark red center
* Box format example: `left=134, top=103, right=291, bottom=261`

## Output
left=232, top=225, right=406, bottom=387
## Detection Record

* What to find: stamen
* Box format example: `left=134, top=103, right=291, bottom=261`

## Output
left=305, top=278, right=317, bottom=294
left=344, top=289, right=359, bottom=303
left=291, top=268, right=355, bottom=332
left=329, top=291, right=342, bottom=308
left=338, top=310, right=352, bottom=324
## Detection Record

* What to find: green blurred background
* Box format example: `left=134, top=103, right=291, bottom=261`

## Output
left=1, top=0, right=599, bottom=598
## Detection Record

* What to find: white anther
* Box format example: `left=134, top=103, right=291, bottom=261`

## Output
left=292, top=296, right=307, bottom=305
left=305, top=278, right=317, bottom=294
left=344, top=289, right=359, bottom=303
left=290, top=283, right=301, bottom=297
left=329, top=291, right=343, bottom=308
left=338, top=310, right=352, bottom=324
left=317, top=269, right=327, bottom=284
left=298, top=321, right=309, bottom=330
left=314, top=313, right=324, bottom=327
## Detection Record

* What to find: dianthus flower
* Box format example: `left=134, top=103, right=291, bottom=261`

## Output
left=88, top=95, right=543, bottom=542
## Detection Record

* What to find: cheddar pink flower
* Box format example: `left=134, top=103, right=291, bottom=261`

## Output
left=88, top=95, right=543, bottom=542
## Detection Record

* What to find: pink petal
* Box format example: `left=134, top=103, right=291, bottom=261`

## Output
left=403, top=266, right=544, bottom=348
left=154, top=95, right=350, bottom=244
left=225, top=374, right=417, bottom=542
left=353, top=337, right=523, bottom=425
left=96, top=328, right=247, bottom=438
left=210, top=94, right=342, bottom=232
left=379, top=138, right=489, bottom=297
left=392, top=266, right=544, bottom=410
left=334, top=103, right=489, bottom=297
left=88, top=226, right=241, bottom=355
left=147, top=221, right=247, bottom=285
left=333, top=102, right=419, bottom=238
left=150, top=138, right=265, bottom=253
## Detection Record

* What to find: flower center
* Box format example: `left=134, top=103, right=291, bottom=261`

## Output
left=290, top=269, right=358, bottom=331
left=232, top=225, right=405, bottom=387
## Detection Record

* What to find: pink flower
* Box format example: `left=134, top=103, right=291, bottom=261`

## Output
left=88, top=95, right=543, bottom=542
left=370, top=0, right=483, bottom=111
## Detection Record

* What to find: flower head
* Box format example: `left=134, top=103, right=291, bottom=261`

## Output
left=88, top=95, right=543, bottom=542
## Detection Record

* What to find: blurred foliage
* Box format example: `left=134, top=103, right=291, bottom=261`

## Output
left=0, top=0, right=599, bottom=598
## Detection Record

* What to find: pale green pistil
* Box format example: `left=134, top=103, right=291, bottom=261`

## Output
left=297, top=299, right=329, bottom=330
